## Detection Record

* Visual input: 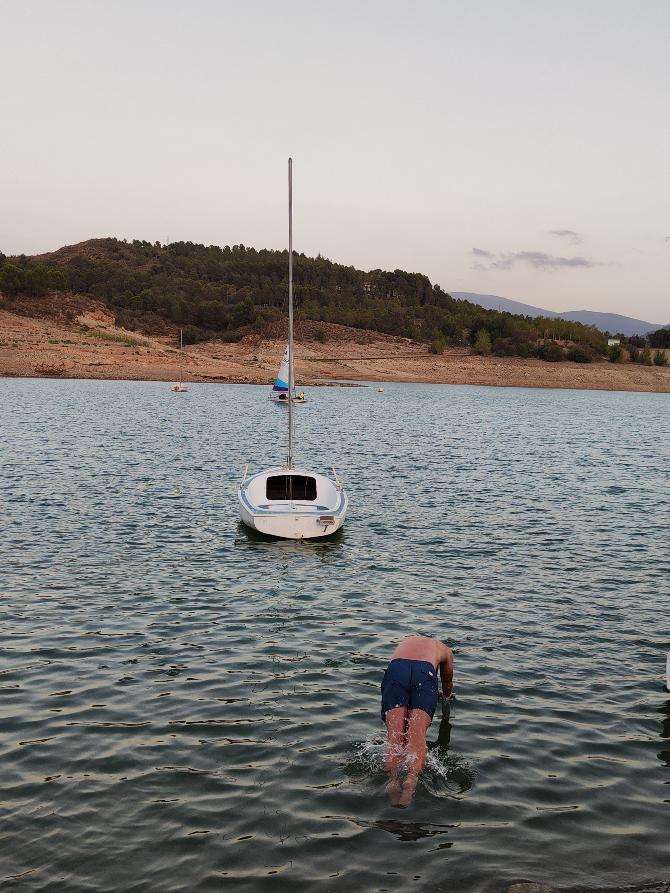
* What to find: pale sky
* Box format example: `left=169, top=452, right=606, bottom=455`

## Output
left=2, top=0, right=669, bottom=322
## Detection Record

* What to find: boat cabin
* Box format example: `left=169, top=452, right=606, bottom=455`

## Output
left=241, top=469, right=342, bottom=515
left=266, top=474, right=317, bottom=501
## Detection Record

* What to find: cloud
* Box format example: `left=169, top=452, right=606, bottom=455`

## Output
left=549, top=229, right=583, bottom=245
left=665, top=235, right=670, bottom=243
left=472, top=248, right=601, bottom=272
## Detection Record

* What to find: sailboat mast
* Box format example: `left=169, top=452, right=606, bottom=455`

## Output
left=287, top=157, right=294, bottom=470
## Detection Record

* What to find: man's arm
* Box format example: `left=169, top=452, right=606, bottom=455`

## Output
left=438, top=644, right=454, bottom=697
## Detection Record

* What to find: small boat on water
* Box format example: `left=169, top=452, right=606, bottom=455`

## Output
left=377, top=386, right=384, bottom=392
left=271, top=343, right=306, bottom=403
left=239, top=464, right=346, bottom=539
left=238, top=159, right=347, bottom=539
left=171, top=328, right=188, bottom=392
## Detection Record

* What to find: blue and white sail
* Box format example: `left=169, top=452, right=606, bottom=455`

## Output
left=272, top=344, right=290, bottom=394
left=271, top=343, right=305, bottom=402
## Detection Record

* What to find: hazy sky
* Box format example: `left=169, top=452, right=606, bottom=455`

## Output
left=2, top=0, right=669, bottom=321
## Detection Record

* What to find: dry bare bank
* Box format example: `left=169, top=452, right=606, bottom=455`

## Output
left=1, top=300, right=668, bottom=393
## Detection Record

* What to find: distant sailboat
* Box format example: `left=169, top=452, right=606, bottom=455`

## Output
left=238, top=159, right=347, bottom=539
left=271, top=343, right=305, bottom=403
left=171, top=328, right=188, bottom=392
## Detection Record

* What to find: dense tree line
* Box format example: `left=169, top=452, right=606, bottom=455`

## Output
left=0, top=255, right=67, bottom=296
left=3, top=238, right=665, bottom=361
left=648, top=327, right=670, bottom=349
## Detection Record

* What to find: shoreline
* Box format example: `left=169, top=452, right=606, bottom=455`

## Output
left=3, top=373, right=670, bottom=398
left=1, top=304, right=669, bottom=394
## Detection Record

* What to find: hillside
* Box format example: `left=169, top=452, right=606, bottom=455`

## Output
left=2, top=239, right=669, bottom=367
left=451, top=291, right=666, bottom=337
left=0, top=238, right=610, bottom=357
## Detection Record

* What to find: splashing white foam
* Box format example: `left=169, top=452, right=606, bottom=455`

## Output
left=344, top=732, right=389, bottom=778
left=344, top=733, right=475, bottom=797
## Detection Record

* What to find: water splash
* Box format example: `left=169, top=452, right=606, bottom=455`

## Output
left=343, top=733, right=475, bottom=798
left=424, top=747, right=475, bottom=798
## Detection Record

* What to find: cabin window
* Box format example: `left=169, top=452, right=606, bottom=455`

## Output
left=266, top=475, right=317, bottom=501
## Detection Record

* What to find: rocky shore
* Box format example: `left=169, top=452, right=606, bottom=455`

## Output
left=1, top=300, right=669, bottom=393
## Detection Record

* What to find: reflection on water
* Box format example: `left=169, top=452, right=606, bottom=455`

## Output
left=429, top=698, right=453, bottom=753
left=356, top=817, right=457, bottom=843
left=235, top=520, right=346, bottom=549
left=0, top=378, right=669, bottom=893
left=657, top=700, right=670, bottom=767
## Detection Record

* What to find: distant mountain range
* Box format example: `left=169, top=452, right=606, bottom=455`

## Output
left=450, top=292, right=666, bottom=337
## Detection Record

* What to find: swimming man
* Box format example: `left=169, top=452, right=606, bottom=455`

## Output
left=380, top=635, right=454, bottom=807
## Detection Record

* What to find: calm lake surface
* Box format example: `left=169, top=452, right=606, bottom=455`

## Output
left=1, top=378, right=669, bottom=892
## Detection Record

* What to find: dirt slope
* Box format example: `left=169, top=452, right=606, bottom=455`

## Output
left=1, top=297, right=668, bottom=392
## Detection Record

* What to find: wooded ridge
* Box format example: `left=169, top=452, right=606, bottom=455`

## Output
left=1, top=239, right=668, bottom=359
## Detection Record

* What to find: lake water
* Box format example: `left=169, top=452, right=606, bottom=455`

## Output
left=1, top=378, right=669, bottom=893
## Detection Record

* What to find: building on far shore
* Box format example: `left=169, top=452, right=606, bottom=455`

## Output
left=608, top=338, right=621, bottom=346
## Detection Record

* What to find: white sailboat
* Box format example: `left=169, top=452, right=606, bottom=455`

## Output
left=238, top=158, right=347, bottom=539
left=171, top=328, right=188, bottom=392
left=270, top=343, right=306, bottom=403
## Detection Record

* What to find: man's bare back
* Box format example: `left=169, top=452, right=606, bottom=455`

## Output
left=391, top=635, right=444, bottom=665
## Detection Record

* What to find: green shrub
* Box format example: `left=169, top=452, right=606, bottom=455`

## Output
left=641, top=345, right=653, bottom=366
left=181, top=325, right=206, bottom=345
left=492, top=337, right=538, bottom=358
left=493, top=337, right=515, bottom=356
left=649, top=327, right=670, bottom=349
left=88, top=330, right=147, bottom=347
left=567, top=345, right=593, bottom=363
left=628, top=346, right=640, bottom=363
left=430, top=337, right=446, bottom=355
left=472, top=329, right=492, bottom=356
left=653, top=349, right=668, bottom=366
left=315, top=328, right=328, bottom=344
left=514, top=342, right=536, bottom=358
left=537, top=340, right=564, bottom=362
left=608, top=344, right=623, bottom=363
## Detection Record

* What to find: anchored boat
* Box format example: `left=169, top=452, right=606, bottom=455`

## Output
left=238, top=159, right=347, bottom=539
left=171, top=328, right=188, bottom=392
left=270, top=343, right=306, bottom=403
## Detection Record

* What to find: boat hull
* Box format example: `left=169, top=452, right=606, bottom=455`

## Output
left=239, top=505, right=345, bottom=539
left=270, top=393, right=306, bottom=403
left=238, top=467, right=347, bottom=540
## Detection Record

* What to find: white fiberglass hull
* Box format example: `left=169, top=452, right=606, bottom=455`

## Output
left=238, top=467, right=347, bottom=540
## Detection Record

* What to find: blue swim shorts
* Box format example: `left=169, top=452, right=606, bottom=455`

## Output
left=380, top=658, right=439, bottom=723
